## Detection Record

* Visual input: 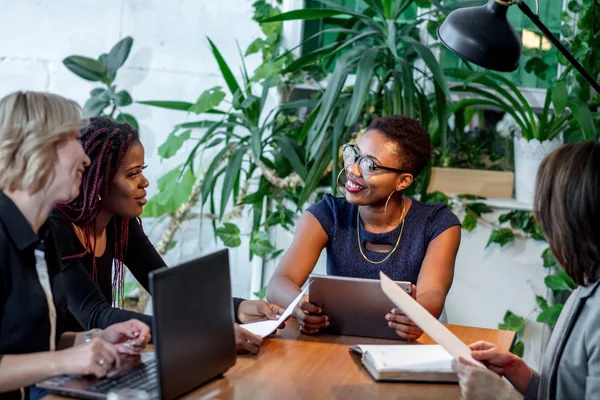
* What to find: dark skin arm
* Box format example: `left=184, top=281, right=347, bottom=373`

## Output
left=266, top=211, right=329, bottom=334
left=385, top=225, right=461, bottom=340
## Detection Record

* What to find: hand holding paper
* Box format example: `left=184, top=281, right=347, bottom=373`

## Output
left=241, top=287, right=308, bottom=338
left=379, top=272, right=484, bottom=367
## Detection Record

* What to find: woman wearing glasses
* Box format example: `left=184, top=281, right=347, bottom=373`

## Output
left=266, top=115, right=461, bottom=339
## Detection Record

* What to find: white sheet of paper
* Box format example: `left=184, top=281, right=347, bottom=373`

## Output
left=379, top=272, right=483, bottom=367
left=241, top=287, right=308, bottom=338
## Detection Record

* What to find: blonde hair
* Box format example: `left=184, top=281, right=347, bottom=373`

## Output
left=0, top=91, right=83, bottom=194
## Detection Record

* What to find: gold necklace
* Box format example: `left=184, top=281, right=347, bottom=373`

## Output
left=357, top=199, right=406, bottom=265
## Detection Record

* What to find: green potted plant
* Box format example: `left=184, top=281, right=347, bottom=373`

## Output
left=445, top=68, right=596, bottom=203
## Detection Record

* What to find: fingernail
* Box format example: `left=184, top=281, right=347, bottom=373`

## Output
left=325, top=321, right=330, bottom=327
left=317, top=308, right=322, bottom=314
left=385, top=314, right=391, bottom=320
left=388, top=321, right=393, bottom=327
left=324, top=316, right=329, bottom=321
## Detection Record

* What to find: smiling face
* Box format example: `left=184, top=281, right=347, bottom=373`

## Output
left=344, top=130, right=413, bottom=206
left=101, top=141, right=149, bottom=218
left=50, top=132, right=91, bottom=202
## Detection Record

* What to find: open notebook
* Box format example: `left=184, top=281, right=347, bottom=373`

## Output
left=351, top=344, right=457, bottom=382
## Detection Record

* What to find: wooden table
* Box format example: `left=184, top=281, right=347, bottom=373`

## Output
left=186, top=321, right=515, bottom=400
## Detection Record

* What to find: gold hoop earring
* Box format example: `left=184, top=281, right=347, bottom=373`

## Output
left=384, top=190, right=405, bottom=226
left=336, top=168, right=347, bottom=196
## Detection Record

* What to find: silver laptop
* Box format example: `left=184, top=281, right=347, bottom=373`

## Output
left=308, top=274, right=412, bottom=340
left=37, top=249, right=236, bottom=400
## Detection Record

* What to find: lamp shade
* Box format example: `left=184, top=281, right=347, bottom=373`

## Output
left=437, top=0, right=522, bottom=72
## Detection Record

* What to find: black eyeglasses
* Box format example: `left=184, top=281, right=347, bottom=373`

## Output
left=342, top=144, right=411, bottom=178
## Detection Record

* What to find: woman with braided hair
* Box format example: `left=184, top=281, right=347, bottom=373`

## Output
left=50, top=117, right=283, bottom=355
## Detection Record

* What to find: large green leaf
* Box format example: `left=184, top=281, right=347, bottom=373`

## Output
left=63, top=56, right=106, bottom=82
left=298, top=139, right=332, bottom=208
left=536, top=303, right=564, bottom=329
left=551, top=80, right=568, bottom=116
left=273, top=136, right=307, bottom=179
left=116, top=113, right=139, bottom=130
left=345, top=47, right=380, bottom=126
left=190, top=86, right=226, bottom=115
left=158, top=129, right=191, bottom=159
left=567, top=98, right=597, bottom=140
left=545, top=269, right=577, bottom=292
left=307, top=57, right=350, bottom=157
left=541, top=247, right=558, bottom=268
left=220, top=146, right=246, bottom=218
left=106, top=36, right=133, bottom=72
left=156, top=167, right=196, bottom=213
left=250, top=231, right=277, bottom=259
left=216, top=222, right=242, bottom=247
left=486, top=228, right=515, bottom=248
left=115, top=90, right=133, bottom=107
left=462, top=210, right=478, bottom=232
left=201, top=146, right=230, bottom=204
left=260, top=8, right=344, bottom=22
left=207, top=37, right=242, bottom=98
left=83, top=94, right=110, bottom=117
left=498, top=310, right=525, bottom=334
left=400, top=62, right=415, bottom=118
left=402, top=37, right=450, bottom=98
left=138, top=100, right=193, bottom=111
left=511, top=341, right=524, bottom=357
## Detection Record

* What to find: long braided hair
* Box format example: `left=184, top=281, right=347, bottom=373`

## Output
left=56, top=117, right=139, bottom=307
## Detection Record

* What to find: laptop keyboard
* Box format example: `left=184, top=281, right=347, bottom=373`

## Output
left=39, top=353, right=159, bottom=400
left=89, top=356, right=158, bottom=395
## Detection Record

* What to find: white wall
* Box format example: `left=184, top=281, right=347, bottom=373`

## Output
left=0, top=0, right=268, bottom=298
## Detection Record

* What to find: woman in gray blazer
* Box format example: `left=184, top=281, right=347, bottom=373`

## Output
left=452, top=141, right=600, bottom=400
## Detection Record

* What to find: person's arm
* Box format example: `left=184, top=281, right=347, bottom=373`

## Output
left=266, top=211, right=329, bottom=334
left=0, top=337, right=121, bottom=392
left=386, top=225, right=461, bottom=340
left=416, top=225, right=461, bottom=317
left=266, top=211, right=328, bottom=307
left=61, top=257, right=153, bottom=330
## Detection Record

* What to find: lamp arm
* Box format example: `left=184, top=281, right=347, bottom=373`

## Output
left=516, top=0, right=600, bottom=95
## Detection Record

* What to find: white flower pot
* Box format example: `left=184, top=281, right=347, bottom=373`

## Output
left=514, top=133, right=564, bottom=204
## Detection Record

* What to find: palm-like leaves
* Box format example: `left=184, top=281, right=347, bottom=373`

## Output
left=262, top=0, right=450, bottom=205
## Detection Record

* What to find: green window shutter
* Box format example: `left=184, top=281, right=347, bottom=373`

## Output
left=441, top=0, right=563, bottom=88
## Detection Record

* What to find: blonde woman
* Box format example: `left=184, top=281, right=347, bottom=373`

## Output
left=0, top=91, right=150, bottom=400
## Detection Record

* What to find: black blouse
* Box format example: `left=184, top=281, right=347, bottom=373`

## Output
left=48, top=210, right=244, bottom=333
left=0, top=192, right=68, bottom=400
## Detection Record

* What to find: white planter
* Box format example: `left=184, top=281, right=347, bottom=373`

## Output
left=514, top=133, right=564, bottom=204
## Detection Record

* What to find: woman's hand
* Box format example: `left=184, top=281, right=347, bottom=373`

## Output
left=468, top=341, right=533, bottom=392
left=294, top=297, right=329, bottom=334
left=385, top=285, right=423, bottom=340
left=237, top=300, right=285, bottom=324
left=101, top=319, right=151, bottom=354
left=452, top=357, right=522, bottom=400
left=234, top=324, right=263, bottom=354
left=55, top=338, right=121, bottom=377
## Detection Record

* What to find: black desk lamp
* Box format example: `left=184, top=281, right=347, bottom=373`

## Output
left=437, top=0, right=600, bottom=95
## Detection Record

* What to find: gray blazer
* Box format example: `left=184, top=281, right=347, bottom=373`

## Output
left=525, top=278, right=600, bottom=399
